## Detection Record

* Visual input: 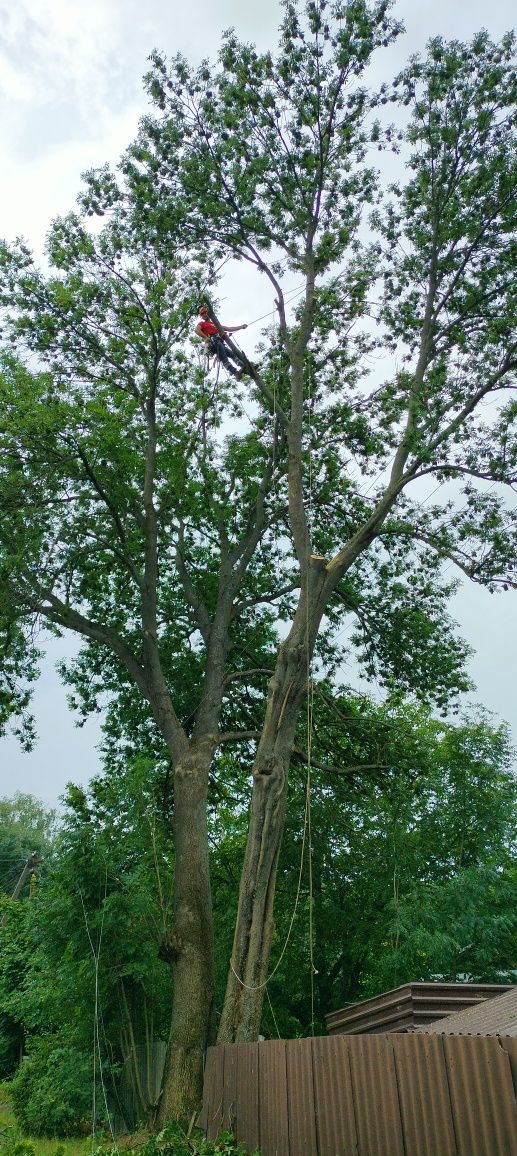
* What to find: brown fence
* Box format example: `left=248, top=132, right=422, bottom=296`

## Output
left=201, top=1034, right=517, bottom=1156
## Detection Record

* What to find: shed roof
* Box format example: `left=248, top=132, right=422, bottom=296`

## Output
left=417, top=985, right=517, bottom=1036
left=325, top=982, right=513, bottom=1036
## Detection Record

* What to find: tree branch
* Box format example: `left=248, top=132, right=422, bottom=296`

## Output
left=74, top=443, right=144, bottom=589
left=174, top=522, right=212, bottom=644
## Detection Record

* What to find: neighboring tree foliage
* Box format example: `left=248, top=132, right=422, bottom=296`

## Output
left=0, top=793, right=55, bottom=1076
left=0, top=769, right=174, bottom=1126
left=10, top=1041, right=94, bottom=1138
left=211, top=700, right=517, bottom=1036
left=0, top=0, right=515, bottom=1122
left=1, top=703, right=515, bottom=1132
left=0, top=793, right=55, bottom=897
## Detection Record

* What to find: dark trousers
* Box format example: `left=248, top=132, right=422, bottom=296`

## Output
left=209, top=335, right=240, bottom=375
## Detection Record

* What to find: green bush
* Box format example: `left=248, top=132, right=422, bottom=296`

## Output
left=10, top=1043, right=94, bottom=1137
left=0, top=1125, right=35, bottom=1156
left=153, top=1129, right=252, bottom=1156
left=98, top=1125, right=257, bottom=1155
left=0, top=1079, right=12, bottom=1106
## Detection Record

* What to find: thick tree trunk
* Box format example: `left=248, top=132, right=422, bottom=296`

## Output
left=217, top=561, right=328, bottom=1043
left=216, top=751, right=289, bottom=1043
left=155, top=740, right=215, bottom=1126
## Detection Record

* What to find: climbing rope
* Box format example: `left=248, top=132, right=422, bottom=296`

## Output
left=229, top=753, right=314, bottom=994
left=305, top=357, right=316, bottom=1036
left=244, top=281, right=307, bottom=331
left=229, top=353, right=317, bottom=1028
left=79, top=881, right=119, bottom=1152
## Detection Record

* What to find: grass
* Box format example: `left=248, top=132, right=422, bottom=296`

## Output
left=2, top=1138, right=91, bottom=1156
left=0, top=1085, right=92, bottom=1156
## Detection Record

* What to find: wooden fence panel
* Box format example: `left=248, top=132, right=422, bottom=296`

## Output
left=348, top=1035, right=405, bottom=1156
left=258, top=1040, right=289, bottom=1156
left=444, top=1035, right=517, bottom=1156
left=312, top=1034, right=358, bottom=1156
left=222, top=1044, right=239, bottom=1134
left=500, top=1036, right=517, bottom=1091
left=391, top=1034, right=456, bottom=1156
left=201, top=1034, right=517, bottom=1156
left=198, top=1048, right=212, bottom=1134
left=285, top=1039, right=317, bottom=1156
left=205, top=1044, right=224, bottom=1141
left=235, top=1043, right=260, bottom=1153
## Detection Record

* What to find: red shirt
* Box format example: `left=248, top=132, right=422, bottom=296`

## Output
left=198, top=319, right=218, bottom=336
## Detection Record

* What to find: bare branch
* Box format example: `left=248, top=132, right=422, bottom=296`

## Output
left=293, top=746, right=388, bottom=777
left=74, top=443, right=144, bottom=589
left=175, top=522, right=212, bottom=643
left=217, top=730, right=262, bottom=745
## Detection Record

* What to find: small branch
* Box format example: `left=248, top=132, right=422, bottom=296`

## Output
left=74, top=444, right=144, bottom=588
left=217, top=730, right=263, bottom=745
left=175, top=524, right=212, bottom=643
left=223, top=668, right=274, bottom=686
left=412, top=463, right=517, bottom=486
left=34, top=588, right=146, bottom=688
left=423, top=354, right=516, bottom=459
left=293, top=746, right=387, bottom=777
left=233, top=582, right=299, bottom=615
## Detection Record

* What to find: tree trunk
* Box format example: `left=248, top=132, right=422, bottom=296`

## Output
left=217, top=561, right=328, bottom=1043
left=155, top=740, right=215, bottom=1127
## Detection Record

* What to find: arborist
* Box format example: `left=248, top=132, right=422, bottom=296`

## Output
left=195, top=306, right=248, bottom=379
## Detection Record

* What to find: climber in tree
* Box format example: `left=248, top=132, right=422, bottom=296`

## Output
left=195, top=306, right=248, bottom=378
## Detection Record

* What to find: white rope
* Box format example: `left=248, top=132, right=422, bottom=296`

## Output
left=80, top=882, right=119, bottom=1153
left=245, top=281, right=306, bottom=330
left=306, top=358, right=316, bottom=1036
left=266, top=985, right=281, bottom=1040
left=229, top=775, right=312, bottom=992
left=229, top=355, right=317, bottom=1028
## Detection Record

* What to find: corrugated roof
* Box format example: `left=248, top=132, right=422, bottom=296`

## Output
left=325, top=982, right=513, bottom=1035
left=418, top=985, right=517, bottom=1035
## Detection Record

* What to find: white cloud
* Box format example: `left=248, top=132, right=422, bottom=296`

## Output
left=0, top=109, right=140, bottom=252
left=0, top=1, right=118, bottom=103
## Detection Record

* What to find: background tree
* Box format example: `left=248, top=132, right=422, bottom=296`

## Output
left=0, top=793, right=55, bottom=1076
left=0, top=793, right=55, bottom=898
left=2, top=699, right=514, bottom=1135
left=210, top=699, right=517, bottom=1036
left=0, top=0, right=516, bottom=1124
left=0, top=770, right=174, bottom=1131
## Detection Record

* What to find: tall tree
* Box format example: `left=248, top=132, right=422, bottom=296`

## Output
left=0, top=0, right=516, bottom=1123
left=135, top=2, right=516, bottom=1057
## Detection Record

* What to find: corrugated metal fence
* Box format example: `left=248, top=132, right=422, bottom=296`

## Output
left=201, top=1034, right=517, bottom=1156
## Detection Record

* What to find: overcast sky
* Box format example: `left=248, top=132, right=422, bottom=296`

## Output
left=0, top=0, right=515, bottom=808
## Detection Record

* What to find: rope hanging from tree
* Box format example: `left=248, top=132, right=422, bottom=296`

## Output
left=229, top=355, right=316, bottom=1034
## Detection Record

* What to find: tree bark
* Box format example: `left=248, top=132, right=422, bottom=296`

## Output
left=217, top=560, right=328, bottom=1043
left=218, top=484, right=406, bottom=1041
left=155, top=738, right=215, bottom=1126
